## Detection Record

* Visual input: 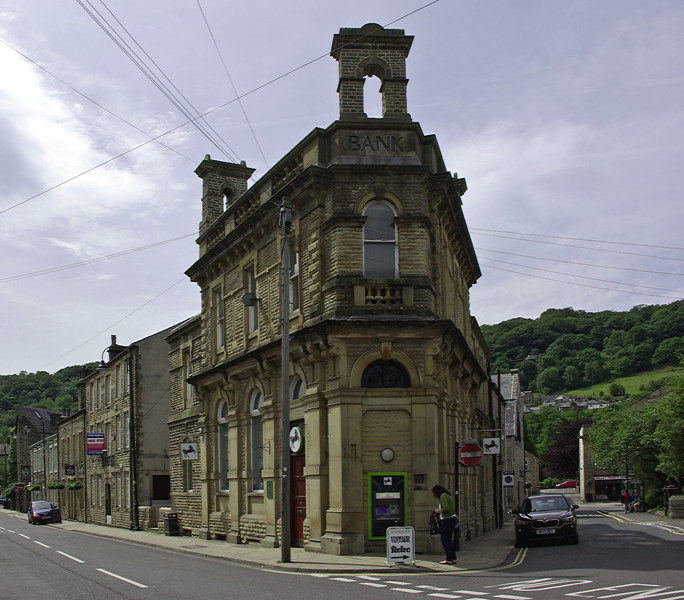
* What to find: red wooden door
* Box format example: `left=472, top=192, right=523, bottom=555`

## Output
left=290, top=453, right=306, bottom=547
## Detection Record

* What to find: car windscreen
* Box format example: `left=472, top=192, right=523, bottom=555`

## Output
left=32, top=501, right=52, bottom=510
left=527, top=497, right=569, bottom=512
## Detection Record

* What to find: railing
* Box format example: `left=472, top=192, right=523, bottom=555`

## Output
left=364, top=285, right=403, bottom=305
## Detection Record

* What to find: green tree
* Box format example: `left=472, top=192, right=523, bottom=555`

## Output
left=536, top=367, right=562, bottom=395
left=652, top=337, right=684, bottom=366
left=609, top=382, right=626, bottom=397
left=652, top=377, right=684, bottom=484
left=562, top=365, right=582, bottom=389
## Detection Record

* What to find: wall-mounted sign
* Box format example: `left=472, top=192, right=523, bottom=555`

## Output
left=502, top=473, right=515, bottom=488
left=483, top=438, right=500, bottom=455
left=87, top=433, right=105, bottom=456
left=180, top=443, right=198, bottom=461
left=459, top=442, right=484, bottom=466
left=64, top=464, right=76, bottom=476
left=289, top=426, right=304, bottom=453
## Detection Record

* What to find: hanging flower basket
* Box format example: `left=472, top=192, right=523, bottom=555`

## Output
left=48, top=482, right=65, bottom=490
left=66, top=480, right=83, bottom=490
left=28, top=484, right=41, bottom=491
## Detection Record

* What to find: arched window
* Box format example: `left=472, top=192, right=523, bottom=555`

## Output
left=290, top=376, right=304, bottom=403
left=217, top=400, right=228, bottom=491
left=363, top=202, right=397, bottom=278
left=361, top=360, right=410, bottom=388
left=250, top=391, right=264, bottom=491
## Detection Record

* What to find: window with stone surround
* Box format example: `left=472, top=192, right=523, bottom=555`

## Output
left=213, top=287, right=225, bottom=352
left=363, top=201, right=397, bottom=278
left=250, top=390, right=263, bottom=491
left=217, top=400, right=229, bottom=491
left=288, top=241, right=299, bottom=313
left=183, top=348, right=193, bottom=408
left=246, top=268, right=258, bottom=334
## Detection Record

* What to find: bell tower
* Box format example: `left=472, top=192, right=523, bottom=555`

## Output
left=331, top=23, right=413, bottom=122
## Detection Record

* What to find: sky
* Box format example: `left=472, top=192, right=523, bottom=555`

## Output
left=1, top=0, right=682, bottom=375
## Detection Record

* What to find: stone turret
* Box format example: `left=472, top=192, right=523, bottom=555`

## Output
left=331, top=23, right=413, bottom=121
left=195, top=156, right=255, bottom=235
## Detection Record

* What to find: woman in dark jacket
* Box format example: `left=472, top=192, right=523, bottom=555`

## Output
left=432, top=484, right=457, bottom=565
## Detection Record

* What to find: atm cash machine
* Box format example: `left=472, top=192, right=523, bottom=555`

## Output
left=368, top=472, right=407, bottom=539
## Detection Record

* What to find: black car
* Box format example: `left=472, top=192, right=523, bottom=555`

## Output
left=28, top=500, right=61, bottom=524
left=513, top=494, right=578, bottom=547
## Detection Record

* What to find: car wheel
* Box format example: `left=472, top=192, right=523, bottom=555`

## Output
left=514, top=535, right=526, bottom=548
left=568, top=534, right=579, bottom=545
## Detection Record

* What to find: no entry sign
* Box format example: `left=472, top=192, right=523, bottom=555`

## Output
left=459, top=442, right=484, bottom=466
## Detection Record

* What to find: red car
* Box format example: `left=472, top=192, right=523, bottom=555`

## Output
left=555, top=480, right=577, bottom=488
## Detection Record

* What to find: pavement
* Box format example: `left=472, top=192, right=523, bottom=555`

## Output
left=6, top=498, right=682, bottom=574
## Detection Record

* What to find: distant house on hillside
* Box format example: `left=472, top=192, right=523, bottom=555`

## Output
left=15, top=406, right=65, bottom=511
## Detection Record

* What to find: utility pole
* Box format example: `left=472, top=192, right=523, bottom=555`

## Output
left=280, top=202, right=292, bottom=563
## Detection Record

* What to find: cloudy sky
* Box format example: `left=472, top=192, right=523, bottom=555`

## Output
left=1, top=0, right=682, bottom=375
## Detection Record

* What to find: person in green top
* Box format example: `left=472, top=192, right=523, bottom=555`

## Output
left=432, top=484, right=457, bottom=564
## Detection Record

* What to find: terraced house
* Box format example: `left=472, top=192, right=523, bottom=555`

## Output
left=80, top=331, right=174, bottom=529
left=170, top=24, right=499, bottom=555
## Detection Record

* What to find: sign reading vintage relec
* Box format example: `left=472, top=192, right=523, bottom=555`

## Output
left=385, top=526, right=417, bottom=567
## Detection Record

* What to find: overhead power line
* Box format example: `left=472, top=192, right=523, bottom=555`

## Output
left=195, top=0, right=269, bottom=170
left=477, top=247, right=684, bottom=277
left=1, top=1, right=441, bottom=217
left=472, top=231, right=684, bottom=263
left=478, top=256, right=684, bottom=294
left=0, top=38, right=195, bottom=164
left=471, top=227, right=684, bottom=252
left=39, top=277, right=188, bottom=371
left=479, top=261, right=682, bottom=301
left=0, top=234, right=195, bottom=283
left=76, top=0, right=239, bottom=160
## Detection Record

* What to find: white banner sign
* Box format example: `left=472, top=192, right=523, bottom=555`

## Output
left=386, top=526, right=416, bottom=566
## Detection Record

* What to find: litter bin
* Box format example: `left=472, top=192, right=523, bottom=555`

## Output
left=164, top=512, right=180, bottom=536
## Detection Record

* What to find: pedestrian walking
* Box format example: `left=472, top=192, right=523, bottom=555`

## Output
left=621, top=490, right=631, bottom=513
left=432, top=484, right=457, bottom=565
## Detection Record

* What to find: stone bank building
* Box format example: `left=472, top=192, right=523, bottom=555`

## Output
left=169, top=24, right=499, bottom=555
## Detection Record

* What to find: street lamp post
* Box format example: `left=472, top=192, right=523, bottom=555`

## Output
left=280, top=202, right=292, bottom=563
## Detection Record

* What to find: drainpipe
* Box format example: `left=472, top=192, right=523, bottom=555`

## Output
left=128, top=349, right=140, bottom=531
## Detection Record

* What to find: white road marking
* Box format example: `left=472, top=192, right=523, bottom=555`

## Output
left=331, top=577, right=358, bottom=582
left=428, top=594, right=463, bottom=599
left=34, top=541, right=50, bottom=548
left=454, top=593, right=488, bottom=596
left=361, top=583, right=388, bottom=588
left=391, top=588, right=423, bottom=594
left=495, top=596, right=532, bottom=600
left=56, top=551, right=84, bottom=563
left=419, top=586, right=450, bottom=591
left=19, top=533, right=30, bottom=539
left=97, top=568, right=148, bottom=589
left=358, top=575, right=382, bottom=580
left=388, top=581, right=413, bottom=585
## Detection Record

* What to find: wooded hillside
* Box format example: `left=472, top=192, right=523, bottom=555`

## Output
left=481, top=300, right=684, bottom=395
left=0, top=365, right=89, bottom=443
